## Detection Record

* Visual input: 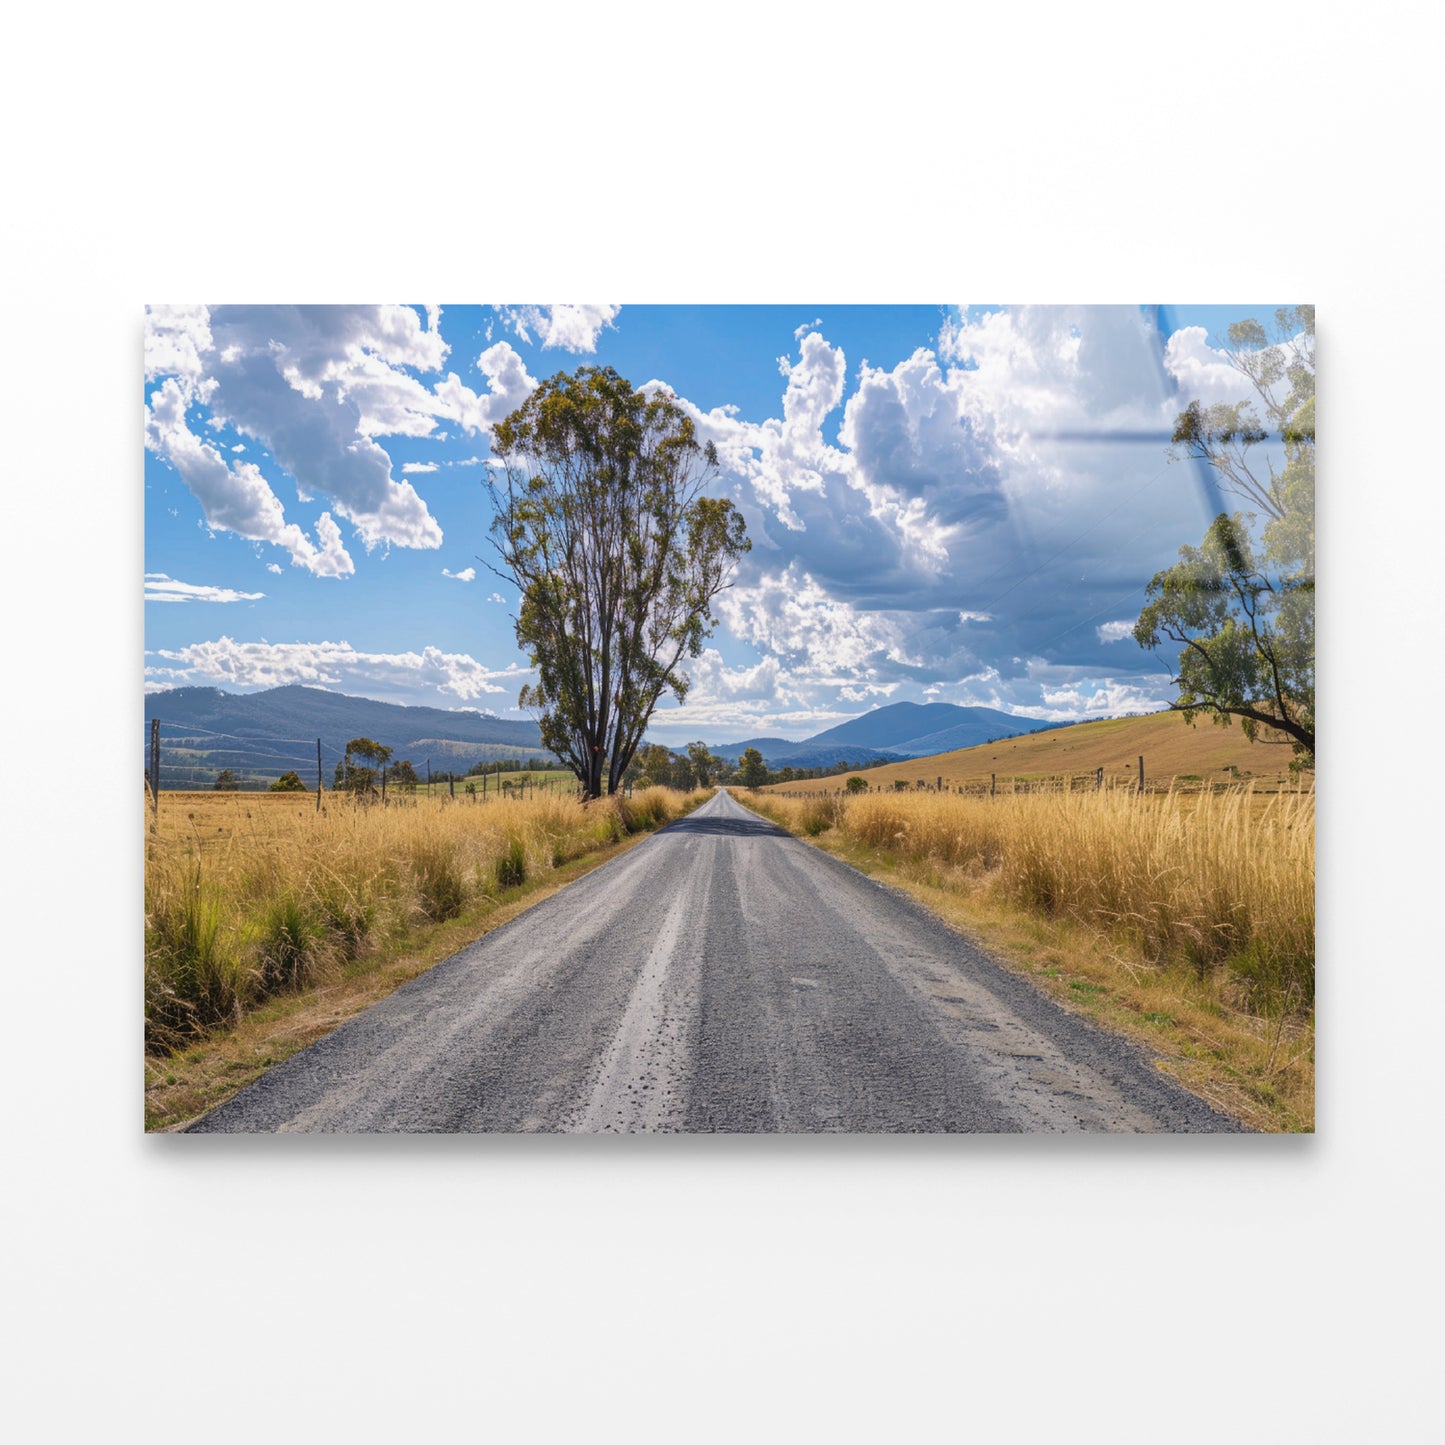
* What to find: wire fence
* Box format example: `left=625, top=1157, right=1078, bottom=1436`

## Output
left=767, top=759, right=1306, bottom=799
left=142, top=718, right=584, bottom=813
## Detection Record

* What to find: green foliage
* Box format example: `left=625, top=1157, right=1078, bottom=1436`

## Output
left=269, top=770, right=307, bottom=792
left=145, top=866, right=247, bottom=1049
left=390, top=758, right=420, bottom=791
left=338, top=736, right=394, bottom=794
left=1135, top=307, right=1314, bottom=757
left=687, top=740, right=724, bottom=788
left=414, top=845, right=468, bottom=920
left=213, top=768, right=238, bottom=791
left=489, top=366, right=749, bottom=798
left=737, top=747, right=768, bottom=789
left=255, top=893, right=324, bottom=992
left=494, top=835, right=528, bottom=891
left=845, top=774, right=869, bottom=794
left=799, top=796, right=842, bottom=835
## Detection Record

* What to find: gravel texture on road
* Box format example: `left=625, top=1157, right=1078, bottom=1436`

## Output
left=189, top=790, right=1243, bottom=1133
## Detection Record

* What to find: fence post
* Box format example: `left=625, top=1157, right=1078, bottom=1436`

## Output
left=990, top=773, right=995, bottom=798
left=150, top=718, right=160, bottom=828
left=936, top=776, right=942, bottom=792
left=381, top=766, right=386, bottom=803
left=1097, top=766, right=1103, bottom=790
left=427, top=759, right=432, bottom=797
left=1138, top=755, right=1145, bottom=791
left=449, top=774, right=455, bottom=799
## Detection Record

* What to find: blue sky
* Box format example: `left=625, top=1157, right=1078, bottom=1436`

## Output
left=144, top=303, right=1294, bottom=746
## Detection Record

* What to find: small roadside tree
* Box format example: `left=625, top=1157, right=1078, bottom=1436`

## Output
left=1135, top=307, right=1315, bottom=762
left=213, top=768, right=238, bottom=791
left=737, top=747, right=768, bottom=790
left=339, top=737, right=394, bottom=794
left=488, top=366, right=749, bottom=798
left=390, top=759, right=420, bottom=791
left=687, top=741, right=724, bottom=789
left=270, top=770, right=306, bottom=792
left=845, top=774, right=868, bottom=794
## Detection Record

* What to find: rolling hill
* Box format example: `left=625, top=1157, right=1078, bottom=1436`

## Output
left=804, top=701, right=1064, bottom=755
left=707, top=702, right=1064, bottom=770
left=760, top=710, right=1304, bottom=793
left=144, top=685, right=553, bottom=788
left=707, top=737, right=901, bottom=769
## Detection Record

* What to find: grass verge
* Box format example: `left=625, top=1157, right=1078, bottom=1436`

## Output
left=733, top=787, right=1313, bottom=1133
left=145, top=788, right=710, bottom=1130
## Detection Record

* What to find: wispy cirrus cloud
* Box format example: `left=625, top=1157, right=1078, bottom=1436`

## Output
left=144, top=573, right=265, bottom=604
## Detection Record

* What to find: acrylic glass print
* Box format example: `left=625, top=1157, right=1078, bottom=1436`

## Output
left=143, top=304, right=1315, bottom=1133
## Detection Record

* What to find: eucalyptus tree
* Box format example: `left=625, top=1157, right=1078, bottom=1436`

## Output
left=1134, top=307, right=1314, bottom=761
left=488, top=366, right=749, bottom=798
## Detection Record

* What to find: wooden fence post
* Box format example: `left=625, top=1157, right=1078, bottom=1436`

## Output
left=1138, top=755, right=1145, bottom=791
left=1096, top=766, right=1103, bottom=790
left=316, top=738, right=322, bottom=811
left=150, top=718, right=160, bottom=828
left=990, top=773, right=995, bottom=797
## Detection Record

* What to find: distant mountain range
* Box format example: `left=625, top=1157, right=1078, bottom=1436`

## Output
left=144, top=685, right=552, bottom=787
left=706, top=702, right=1067, bottom=770
left=143, top=687, right=1067, bottom=788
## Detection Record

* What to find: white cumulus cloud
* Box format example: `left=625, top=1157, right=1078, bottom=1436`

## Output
left=145, top=306, right=542, bottom=572
left=442, top=567, right=476, bottom=582
left=495, top=304, right=620, bottom=353
left=144, top=376, right=356, bottom=576
left=145, top=636, right=535, bottom=702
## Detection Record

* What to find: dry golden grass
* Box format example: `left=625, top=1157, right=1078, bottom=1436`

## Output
left=738, top=782, right=1314, bottom=1131
left=765, top=709, right=1302, bottom=795
left=144, top=786, right=705, bottom=1065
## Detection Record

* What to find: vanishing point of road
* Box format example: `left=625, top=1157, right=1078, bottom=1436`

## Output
left=190, top=790, right=1242, bottom=1133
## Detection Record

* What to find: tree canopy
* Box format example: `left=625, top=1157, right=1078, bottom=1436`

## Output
left=737, top=747, right=768, bottom=789
left=336, top=736, right=393, bottom=794
left=488, top=366, right=749, bottom=798
left=1134, top=307, right=1314, bottom=761
left=687, top=741, right=724, bottom=788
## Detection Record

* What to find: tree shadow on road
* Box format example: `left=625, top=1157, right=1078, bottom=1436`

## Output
left=659, top=812, right=790, bottom=839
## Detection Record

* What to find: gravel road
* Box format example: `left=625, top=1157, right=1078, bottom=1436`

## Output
left=189, top=790, right=1243, bottom=1133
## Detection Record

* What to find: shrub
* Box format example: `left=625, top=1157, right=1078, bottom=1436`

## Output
left=255, top=892, right=325, bottom=992
left=414, top=844, right=469, bottom=921
left=494, top=835, right=528, bottom=891
left=145, top=865, right=250, bottom=1051
left=799, top=795, right=842, bottom=836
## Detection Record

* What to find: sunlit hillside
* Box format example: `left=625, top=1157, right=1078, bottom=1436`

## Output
left=761, top=710, right=1303, bottom=793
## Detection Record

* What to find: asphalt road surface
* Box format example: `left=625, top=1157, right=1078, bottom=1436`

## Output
left=190, top=790, right=1243, bottom=1133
